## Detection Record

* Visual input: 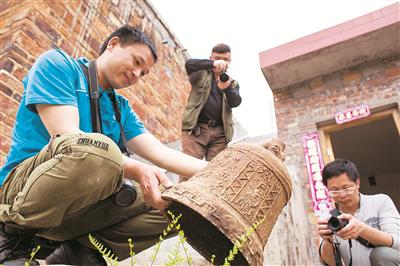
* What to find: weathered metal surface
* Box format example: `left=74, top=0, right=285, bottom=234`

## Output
left=163, top=139, right=292, bottom=266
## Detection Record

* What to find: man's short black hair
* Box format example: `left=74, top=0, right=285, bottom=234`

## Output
left=322, top=159, right=360, bottom=186
left=212, top=43, right=231, bottom=54
left=99, top=25, right=158, bottom=62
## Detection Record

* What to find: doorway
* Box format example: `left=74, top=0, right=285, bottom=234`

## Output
left=318, top=106, right=400, bottom=210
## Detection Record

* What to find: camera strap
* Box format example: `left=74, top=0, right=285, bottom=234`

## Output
left=330, top=235, right=373, bottom=266
left=319, top=239, right=336, bottom=266
left=329, top=236, right=353, bottom=266
left=79, top=61, right=131, bottom=156
left=87, top=61, right=102, bottom=133
left=356, top=236, right=375, bottom=248
left=108, top=90, right=131, bottom=156
left=348, top=239, right=353, bottom=266
left=332, top=238, right=342, bottom=266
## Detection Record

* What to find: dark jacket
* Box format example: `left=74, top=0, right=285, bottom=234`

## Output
left=182, top=59, right=241, bottom=143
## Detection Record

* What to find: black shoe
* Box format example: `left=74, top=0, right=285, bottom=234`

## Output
left=0, top=223, right=39, bottom=265
left=45, top=240, right=107, bottom=266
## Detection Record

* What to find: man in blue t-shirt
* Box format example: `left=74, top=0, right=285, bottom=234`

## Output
left=0, top=26, right=207, bottom=265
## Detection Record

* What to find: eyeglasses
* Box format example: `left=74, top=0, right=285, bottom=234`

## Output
left=328, top=186, right=356, bottom=197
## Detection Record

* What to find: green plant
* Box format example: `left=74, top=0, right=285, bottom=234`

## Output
left=88, top=212, right=264, bottom=266
left=88, top=233, right=118, bottom=266
left=168, top=211, right=192, bottom=266
left=164, top=231, right=185, bottom=266
left=210, top=254, right=216, bottom=265
left=128, top=238, right=136, bottom=266
left=148, top=211, right=182, bottom=266
left=25, top=245, right=41, bottom=266
left=176, top=228, right=192, bottom=265
left=222, top=216, right=266, bottom=266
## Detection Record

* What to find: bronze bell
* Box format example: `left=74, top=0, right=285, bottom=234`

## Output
left=162, top=139, right=292, bottom=265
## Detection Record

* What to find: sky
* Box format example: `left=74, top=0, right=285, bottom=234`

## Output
left=150, top=0, right=397, bottom=137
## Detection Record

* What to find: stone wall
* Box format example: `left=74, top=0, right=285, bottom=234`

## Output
left=0, top=0, right=190, bottom=165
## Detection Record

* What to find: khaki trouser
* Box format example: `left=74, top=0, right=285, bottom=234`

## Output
left=181, top=123, right=227, bottom=162
left=0, top=132, right=170, bottom=259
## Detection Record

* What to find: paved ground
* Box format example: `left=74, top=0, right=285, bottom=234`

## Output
left=119, top=236, right=210, bottom=266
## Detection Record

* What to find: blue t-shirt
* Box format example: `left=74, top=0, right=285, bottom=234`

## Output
left=0, top=49, right=147, bottom=186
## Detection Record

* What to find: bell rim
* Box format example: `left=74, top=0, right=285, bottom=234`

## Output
left=163, top=184, right=265, bottom=266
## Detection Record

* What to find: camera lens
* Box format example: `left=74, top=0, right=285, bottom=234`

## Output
left=327, top=217, right=341, bottom=231
left=113, top=180, right=137, bottom=207
left=219, top=72, right=230, bottom=82
left=327, top=216, right=348, bottom=232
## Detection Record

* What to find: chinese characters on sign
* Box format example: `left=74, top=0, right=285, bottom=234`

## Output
left=335, top=105, right=370, bottom=124
left=303, top=132, right=333, bottom=217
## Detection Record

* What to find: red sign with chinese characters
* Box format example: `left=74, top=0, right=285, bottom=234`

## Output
left=335, top=105, right=370, bottom=124
left=303, top=132, right=333, bottom=217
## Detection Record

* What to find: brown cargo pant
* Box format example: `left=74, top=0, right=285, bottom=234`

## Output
left=181, top=123, right=227, bottom=162
left=0, top=132, right=170, bottom=259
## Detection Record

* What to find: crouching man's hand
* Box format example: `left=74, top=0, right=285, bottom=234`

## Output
left=124, top=157, right=173, bottom=210
left=336, top=213, right=366, bottom=240
left=317, top=218, right=334, bottom=242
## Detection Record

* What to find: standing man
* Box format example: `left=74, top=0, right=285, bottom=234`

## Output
left=181, top=43, right=241, bottom=165
left=317, top=159, right=400, bottom=266
left=0, top=25, right=207, bottom=265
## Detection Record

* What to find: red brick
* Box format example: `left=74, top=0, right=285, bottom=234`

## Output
left=0, top=71, right=24, bottom=94
left=310, top=77, right=324, bottom=90
left=385, top=66, right=400, bottom=78
left=35, top=16, right=60, bottom=43
left=2, top=45, right=29, bottom=68
left=342, top=71, right=362, bottom=84
left=0, top=83, right=13, bottom=97
left=0, top=123, right=12, bottom=154
left=273, top=56, right=399, bottom=231
left=66, top=0, right=87, bottom=16
left=18, top=27, right=51, bottom=58
left=1, top=2, right=32, bottom=29
left=11, top=62, right=28, bottom=82
left=0, top=92, right=19, bottom=130
left=43, top=0, right=67, bottom=18
left=1, top=111, right=17, bottom=129
left=0, top=58, right=14, bottom=73
left=1, top=0, right=189, bottom=146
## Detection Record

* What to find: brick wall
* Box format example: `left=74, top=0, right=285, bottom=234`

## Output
left=273, top=55, right=400, bottom=252
left=274, top=56, right=399, bottom=165
left=0, top=0, right=190, bottom=165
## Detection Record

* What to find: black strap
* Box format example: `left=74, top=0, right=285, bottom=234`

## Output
left=333, top=240, right=342, bottom=266
left=356, top=236, right=375, bottom=248
left=318, top=238, right=344, bottom=266
left=332, top=238, right=353, bottom=266
left=109, top=91, right=131, bottom=156
left=80, top=61, right=102, bottom=133
left=79, top=62, right=130, bottom=156
left=88, top=61, right=103, bottom=133
left=348, top=239, right=352, bottom=266
left=320, top=236, right=370, bottom=266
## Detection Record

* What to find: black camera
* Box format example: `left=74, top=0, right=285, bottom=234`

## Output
left=327, top=208, right=348, bottom=232
left=219, top=72, right=230, bottom=82
left=112, top=179, right=137, bottom=207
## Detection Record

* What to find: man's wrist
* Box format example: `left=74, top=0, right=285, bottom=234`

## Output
left=223, top=87, right=234, bottom=93
left=357, top=221, right=369, bottom=238
left=319, top=239, right=333, bottom=265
